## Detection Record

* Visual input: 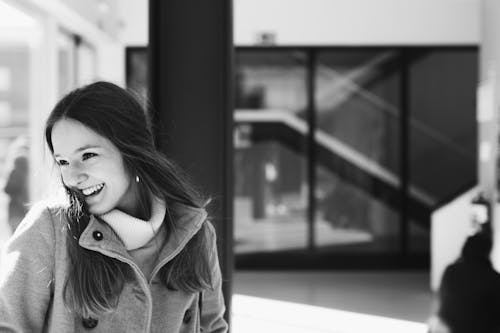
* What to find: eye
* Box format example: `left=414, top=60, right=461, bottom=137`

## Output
left=55, top=159, right=68, bottom=166
left=82, top=152, right=97, bottom=161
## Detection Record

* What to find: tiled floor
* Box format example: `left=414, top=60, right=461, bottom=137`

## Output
left=232, top=271, right=432, bottom=332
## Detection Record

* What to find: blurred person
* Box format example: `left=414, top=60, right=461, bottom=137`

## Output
left=3, top=135, right=29, bottom=233
left=0, top=81, right=228, bottom=332
left=431, top=231, right=500, bottom=333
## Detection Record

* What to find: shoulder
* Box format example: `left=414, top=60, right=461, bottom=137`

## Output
left=0, top=200, right=66, bottom=282
left=443, top=261, right=469, bottom=278
left=204, top=220, right=217, bottom=235
left=9, top=197, right=68, bottom=244
left=200, top=220, right=222, bottom=269
left=202, top=220, right=220, bottom=246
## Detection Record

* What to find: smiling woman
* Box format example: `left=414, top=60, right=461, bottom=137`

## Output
left=0, top=81, right=228, bottom=333
left=51, top=118, right=135, bottom=217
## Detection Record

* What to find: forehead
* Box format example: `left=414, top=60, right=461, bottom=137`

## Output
left=51, top=118, right=113, bottom=155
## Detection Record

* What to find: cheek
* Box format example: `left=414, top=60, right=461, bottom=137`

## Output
left=117, top=172, right=132, bottom=190
left=59, top=168, right=73, bottom=185
left=105, top=167, right=131, bottom=189
left=95, top=157, right=130, bottom=190
left=116, top=163, right=131, bottom=186
left=59, top=168, right=68, bottom=181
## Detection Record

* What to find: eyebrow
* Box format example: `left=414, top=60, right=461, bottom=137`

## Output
left=53, top=144, right=101, bottom=158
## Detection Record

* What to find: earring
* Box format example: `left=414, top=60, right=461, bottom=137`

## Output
left=135, top=175, right=140, bottom=183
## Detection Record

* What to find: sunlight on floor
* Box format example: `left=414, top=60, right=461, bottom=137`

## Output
left=232, top=294, right=428, bottom=333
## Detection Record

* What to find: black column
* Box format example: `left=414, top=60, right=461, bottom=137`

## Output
left=306, top=49, right=317, bottom=252
left=400, top=49, right=409, bottom=262
left=149, top=0, right=234, bottom=325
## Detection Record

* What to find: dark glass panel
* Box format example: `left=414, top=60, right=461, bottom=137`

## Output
left=408, top=49, right=478, bottom=253
left=314, top=49, right=402, bottom=253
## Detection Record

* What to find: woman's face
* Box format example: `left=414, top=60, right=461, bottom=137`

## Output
left=51, top=118, right=137, bottom=215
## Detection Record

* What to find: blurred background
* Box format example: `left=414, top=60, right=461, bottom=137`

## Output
left=0, top=0, right=497, bottom=332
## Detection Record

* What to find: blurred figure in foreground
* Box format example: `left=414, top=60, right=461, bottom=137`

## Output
left=3, top=135, right=29, bottom=233
left=433, top=231, right=500, bottom=333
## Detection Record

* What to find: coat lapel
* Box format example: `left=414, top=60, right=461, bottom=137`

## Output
left=77, top=203, right=208, bottom=277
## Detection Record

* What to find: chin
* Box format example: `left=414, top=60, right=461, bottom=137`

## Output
left=88, top=205, right=110, bottom=216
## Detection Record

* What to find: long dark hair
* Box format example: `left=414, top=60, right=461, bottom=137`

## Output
left=45, top=81, right=213, bottom=317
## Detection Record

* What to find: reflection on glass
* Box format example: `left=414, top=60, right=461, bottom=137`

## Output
left=409, top=50, right=477, bottom=199
left=126, top=49, right=148, bottom=102
left=316, top=50, right=401, bottom=172
left=0, top=43, right=31, bottom=238
left=3, top=135, right=29, bottom=232
left=314, top=50, right=401, bottom=252
left=234, top=138, right=308, bottom=253
left=236, top=51, right=307, bottom=112
left=316, top=166, right=399, bottom=253
left=408, top=50, right=477, bottom=253
left=234, top=51, right=308, bottom=254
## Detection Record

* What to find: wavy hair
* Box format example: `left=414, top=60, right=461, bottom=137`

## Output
left=45, top=81, right=213, bottom=317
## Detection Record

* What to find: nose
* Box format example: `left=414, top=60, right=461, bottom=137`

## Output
left=63, top=163, right=88, bottom=188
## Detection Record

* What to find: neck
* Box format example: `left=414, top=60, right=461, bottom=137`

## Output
left=122, top=205, right=148, bottom=221
left=118, top=185, right=151, bottom=220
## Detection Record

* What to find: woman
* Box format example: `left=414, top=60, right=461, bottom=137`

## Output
left=0, top=81, right=228, bottom=332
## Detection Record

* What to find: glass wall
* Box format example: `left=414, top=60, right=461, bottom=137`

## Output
left=408, top=49, right=478, bottom=253
left=234, top=47, right=477, bottom=268
left=315, top=49, right=401, bottom=253
left=0, top=43, right=30, bottom=238
left=0, top=2, right=39, bottom=244
left=234, top=51, right=309, bottom=253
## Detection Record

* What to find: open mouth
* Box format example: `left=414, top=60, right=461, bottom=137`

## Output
left=81, top=183, right=105, bottom=197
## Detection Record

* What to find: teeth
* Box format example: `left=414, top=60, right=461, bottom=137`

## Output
left=82, top=183, right=104, bottom=196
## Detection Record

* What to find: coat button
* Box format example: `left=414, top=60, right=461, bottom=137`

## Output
left=92, top=231, right=103, bottom=241
left=82, top=317, right=98, bottom=329
left=183, top=309, right=192, bottom=324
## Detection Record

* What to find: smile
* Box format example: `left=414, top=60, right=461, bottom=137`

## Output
left=82, top=183, right=105, bottom=197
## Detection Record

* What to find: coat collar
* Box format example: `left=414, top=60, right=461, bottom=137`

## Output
left=78, top=202, right=208, bottom=270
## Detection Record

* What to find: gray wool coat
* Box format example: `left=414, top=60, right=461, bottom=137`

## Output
left=0, top=200, right=228, bottom=333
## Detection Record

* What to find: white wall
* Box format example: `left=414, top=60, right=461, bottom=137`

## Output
left=431, top=187, right=477, bottom=291
left=116, top=0, right=148, bottom=46
left=234, top=0, right=479, bottom=46
left=117, top=0, right=480, bottom=47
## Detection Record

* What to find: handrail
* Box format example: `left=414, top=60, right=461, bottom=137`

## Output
left=235, top=109, right=437, bottom=207
left=316, top=52, right=473, bottom=160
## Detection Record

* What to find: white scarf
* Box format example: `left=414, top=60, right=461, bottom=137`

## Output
left=99, top=197, right=166, bottom=250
